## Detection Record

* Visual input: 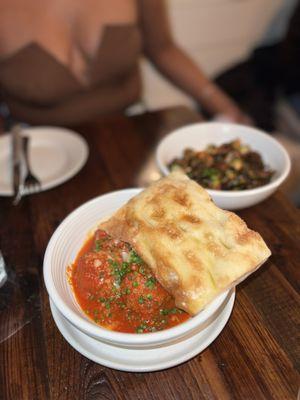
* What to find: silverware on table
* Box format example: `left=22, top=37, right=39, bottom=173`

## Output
left=22, top=136, right=41, bottom=194
left=12, top=124, right=24, bottom=205
left=0, top=250, right=7, bottom=289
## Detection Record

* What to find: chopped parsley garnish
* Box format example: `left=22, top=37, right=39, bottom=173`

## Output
left=136, top=323, right=147, bottom=333
left=94, top=240, right=102, bottom=252
left=133, top=281, right=139, bottom=288
left=145, top=277, right=156, bottom=289
left=138, top=296, right=145, bottom=304
left=98, top=297, right=106, bottom=303
left=138, top=266, right=146, bottom=275
left=109, top=259, right=131, bottom=286
left=146, top=294, right=153, bottom=300
left=160, top=309, right=168, bottom=316
left=109, top=259, right=119, bottom=268
left=129, top=250, right=143, bottom=265
left=159, top=308, right=181, bottom=315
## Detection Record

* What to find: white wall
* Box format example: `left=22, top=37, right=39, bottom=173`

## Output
left=141, top=0, right=285, bottom=110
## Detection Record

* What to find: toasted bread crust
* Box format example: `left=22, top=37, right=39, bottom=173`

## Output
left=100, top=172, right=271, bottom=315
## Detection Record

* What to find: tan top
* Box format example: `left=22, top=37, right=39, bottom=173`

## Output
left=0, top=25, right=142, bottom=125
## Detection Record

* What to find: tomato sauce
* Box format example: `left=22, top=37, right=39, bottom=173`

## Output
left=70, top=230, right=190, bottom=333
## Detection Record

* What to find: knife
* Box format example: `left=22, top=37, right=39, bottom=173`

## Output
left=0, top=250, right=7, bottom=289
left=12, top=124, right=23, bottom=205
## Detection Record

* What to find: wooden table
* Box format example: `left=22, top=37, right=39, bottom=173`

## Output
left=0, top=107, right=299, bottom=400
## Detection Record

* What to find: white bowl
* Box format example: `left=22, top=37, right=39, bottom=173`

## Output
left=156, top=122, right=291, bottom=210
left=43, top=189, right=230, bottom=351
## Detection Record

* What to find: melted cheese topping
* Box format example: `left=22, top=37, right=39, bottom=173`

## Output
left=101, top=172, right=271, bottom=315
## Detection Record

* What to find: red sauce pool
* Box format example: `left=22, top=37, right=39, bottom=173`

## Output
left=69, top=230, right=190, bottom=333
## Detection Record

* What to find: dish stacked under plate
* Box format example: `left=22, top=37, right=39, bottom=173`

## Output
left=49, top=289, right=235, bottom=372
left=44, top=189, right=235, bottom=372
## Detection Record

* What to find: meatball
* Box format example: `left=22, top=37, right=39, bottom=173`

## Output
left=121, top=271, right=170, bottom=318
left=73, top=251, right=115, bottom=300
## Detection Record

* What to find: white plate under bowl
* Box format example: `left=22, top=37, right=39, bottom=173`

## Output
left=0, top=126, right=89, bottom=196
left=50, top=289, right=235, bottom=372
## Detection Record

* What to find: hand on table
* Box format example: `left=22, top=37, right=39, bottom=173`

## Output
left=214, top=109, right=254, bottom=126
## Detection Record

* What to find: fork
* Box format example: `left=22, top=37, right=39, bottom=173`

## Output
left=23, top=136, right=41, bottom=194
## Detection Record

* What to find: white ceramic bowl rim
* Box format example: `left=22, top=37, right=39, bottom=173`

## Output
left=156, top=122, right=291, bottom=196
left=44, top=189, right=229, bottom=346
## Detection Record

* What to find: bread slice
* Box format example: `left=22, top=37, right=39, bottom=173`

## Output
left=100, top=171, right=271, bottom=315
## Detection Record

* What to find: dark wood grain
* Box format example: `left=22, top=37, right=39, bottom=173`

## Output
left=0, top=106, right=299, bottom=400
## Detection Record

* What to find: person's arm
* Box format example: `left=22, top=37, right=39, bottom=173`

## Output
left=5, top=70, right=141, bottom=126
left=139, top=0, right=250, bottom=123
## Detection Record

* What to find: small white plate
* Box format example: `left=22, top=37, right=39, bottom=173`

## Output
left=49, top=289, right=235, bottom=372
left=0, top=126, right=89, bottom=196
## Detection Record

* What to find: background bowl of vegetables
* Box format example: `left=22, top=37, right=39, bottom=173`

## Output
left=156, top=122, right=291, bottom=210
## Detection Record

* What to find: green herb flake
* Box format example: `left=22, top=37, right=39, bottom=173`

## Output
left=133, top=281, right=139, bottom=288
left=138, top=266, right=146, bottom=275
left=159, top=307, right=179, bottom=316
left=138, top=296, right=145, bottom=304
left=94, top=240, right=102, bottom=252
left=136, top=323, right=147, bottom=333
left=160, top=309, right=169, bottom=316
left=109, top=259, right=131, bottom=286
left=109, top=259, right=119, bottom=268
left=145, top=277, right=156, bottom=289
left=98, top=297, right=106, bottom=303
left=146, top=294, right=153, bottom=300
left=129, top=250, right=143, bottom=265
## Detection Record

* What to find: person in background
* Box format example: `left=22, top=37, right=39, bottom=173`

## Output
left=215, top=0, right=300, bottom=131
left=0, top=0, right=249, bottom=127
